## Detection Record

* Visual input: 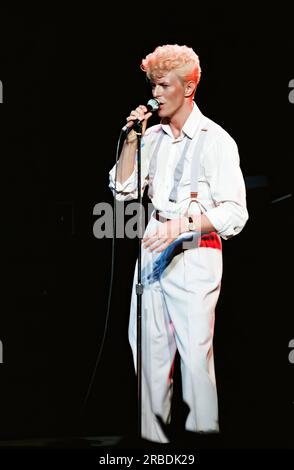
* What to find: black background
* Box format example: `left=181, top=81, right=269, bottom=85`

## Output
left=0, top=5, right=293, bottom=450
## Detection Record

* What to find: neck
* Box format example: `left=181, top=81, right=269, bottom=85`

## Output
left=165, top=100, right=194, bottom=139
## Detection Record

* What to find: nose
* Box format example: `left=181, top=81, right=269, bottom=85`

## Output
left=152, top=84, right=161, bottom=98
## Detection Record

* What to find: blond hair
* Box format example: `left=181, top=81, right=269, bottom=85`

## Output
left=140, top=44, right=201, bottom=86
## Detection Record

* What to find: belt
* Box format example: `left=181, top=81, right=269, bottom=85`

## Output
left=153, top=210, right=172, bottom=223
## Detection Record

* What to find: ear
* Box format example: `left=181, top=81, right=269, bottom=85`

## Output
left=184, top=80, right=197, bottom=97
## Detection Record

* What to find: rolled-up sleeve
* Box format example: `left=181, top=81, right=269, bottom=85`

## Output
left=204, top=133, right=249, bottom=240
left=109, top=162, right=139, bottom=201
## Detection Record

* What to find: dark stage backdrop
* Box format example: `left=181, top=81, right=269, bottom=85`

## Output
left=0, top=6, right=293, bottom=449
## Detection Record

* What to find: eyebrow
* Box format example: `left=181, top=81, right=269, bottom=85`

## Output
left=150, top=80, right=170, bottom=86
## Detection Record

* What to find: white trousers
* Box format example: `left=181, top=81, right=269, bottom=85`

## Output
left=128, top=216, right=222, bottom=443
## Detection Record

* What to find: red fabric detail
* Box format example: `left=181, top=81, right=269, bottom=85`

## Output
left=200, top=231, right=222, bottom=250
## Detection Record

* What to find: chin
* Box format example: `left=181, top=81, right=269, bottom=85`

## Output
left=158, top=110, right=168, bottom=119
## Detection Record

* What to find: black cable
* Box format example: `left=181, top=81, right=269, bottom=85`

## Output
left=80, top=129, right=125, bottom=416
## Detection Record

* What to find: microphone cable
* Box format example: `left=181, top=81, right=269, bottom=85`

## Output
left=80, top=129, right=124, bottom=416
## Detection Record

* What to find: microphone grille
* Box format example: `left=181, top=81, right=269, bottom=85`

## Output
left=147, top=98, right=160, bottom=111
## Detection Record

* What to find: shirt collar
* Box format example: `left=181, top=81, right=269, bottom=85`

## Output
left=161, top=102, right=203, bottom=140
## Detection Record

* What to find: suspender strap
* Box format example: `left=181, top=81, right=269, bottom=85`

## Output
left=148, top=119, right=209, bottom=204
left=147, top=131, right=165, bottom=199
left=168, top=137, right=192, bottom=202
left=190, top=124, right=208, bottom=199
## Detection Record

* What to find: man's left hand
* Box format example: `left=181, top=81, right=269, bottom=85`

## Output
left=142, top=217, right=188, bottom=253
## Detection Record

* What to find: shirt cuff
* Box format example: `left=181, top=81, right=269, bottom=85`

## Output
left=109, top=164, right=137, bottom=194
left=205, top=203, right=248, bottom=240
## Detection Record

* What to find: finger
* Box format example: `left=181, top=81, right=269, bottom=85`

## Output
left=135, top=108, right=153, bottom=122
left=142, top=229, right=159, bottom=243
left=138, top=104, right=147, bottom=113
left=155, top=221, right=176, bottom=239
left=143, top=231, right=167, bottom=247
left=143, top=236, right=159, bottom=248
left=155, top=238, right=174, bottom=253
left=147, top=238, right=169, bottom=252
left=143, top=111, right=152, bottom=121
left=127, top=112, right=140, bottom=122
left=126, top=108, right=141, bottom=120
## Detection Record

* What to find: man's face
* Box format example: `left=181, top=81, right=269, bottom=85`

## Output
left=150, top=70, right=185, bottom=119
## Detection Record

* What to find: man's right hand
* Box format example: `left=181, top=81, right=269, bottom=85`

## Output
left=125, top=104, right=153, bottom=137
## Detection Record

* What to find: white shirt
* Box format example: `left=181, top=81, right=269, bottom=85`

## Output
left=109, top=103, right=248, bottom=240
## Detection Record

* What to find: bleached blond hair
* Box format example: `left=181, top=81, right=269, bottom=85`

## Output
left=140, top=44, right=201, bottom=87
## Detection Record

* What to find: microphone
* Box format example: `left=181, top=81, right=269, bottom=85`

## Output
left=122, top=98, right=160, bottom=132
